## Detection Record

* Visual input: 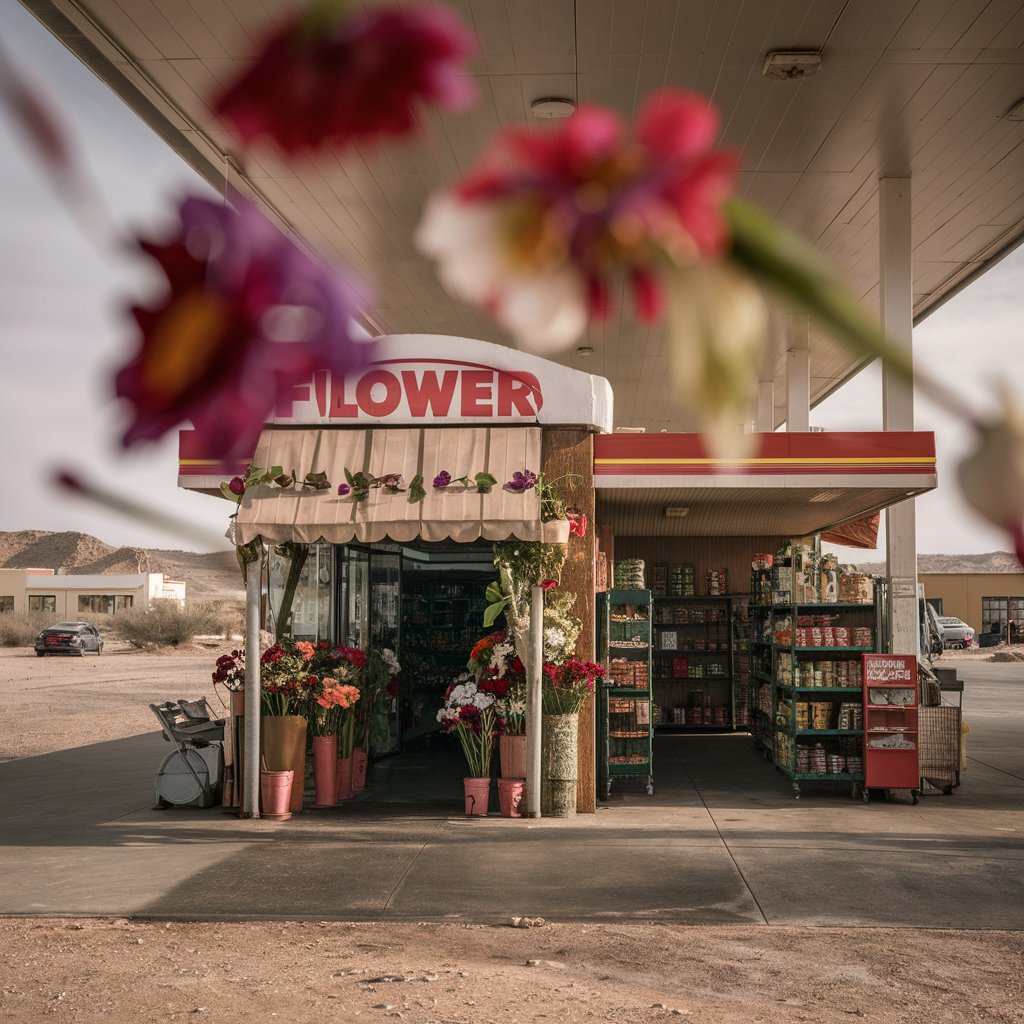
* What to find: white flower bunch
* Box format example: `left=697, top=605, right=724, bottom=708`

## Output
left=543, top=625, right=571, bottom=662
left=381, top=648, right=401, bottom=675
left=491, top=638, right=516, bottom=678
left=437, top=671, right=495, bottom=723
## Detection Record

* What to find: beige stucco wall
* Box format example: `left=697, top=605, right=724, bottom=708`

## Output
left=0, top=569, right=185, bottom=617
left=919, top=573, right=1024, bottom=632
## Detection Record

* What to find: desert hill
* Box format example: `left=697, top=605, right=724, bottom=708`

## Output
left=0, top=530, right=244, bottom=601
left=855, top=551, right=1020, bottom=575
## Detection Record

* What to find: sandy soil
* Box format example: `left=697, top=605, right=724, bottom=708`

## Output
left=2, top=646, right=1022, bottom=1022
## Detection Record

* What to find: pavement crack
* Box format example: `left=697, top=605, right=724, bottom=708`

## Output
left=381, top=820, right=446, bottom=912
left=679, top=759, right=770, bottom=926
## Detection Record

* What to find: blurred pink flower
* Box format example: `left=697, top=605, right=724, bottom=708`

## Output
left=416, top=89, right=736, bottom=352
left=115, top=195, right=370, bottom=461
left=214, top=4, right=476, bottom=155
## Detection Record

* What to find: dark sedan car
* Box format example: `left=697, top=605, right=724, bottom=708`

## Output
left=34, top=621, right=104, bottom=656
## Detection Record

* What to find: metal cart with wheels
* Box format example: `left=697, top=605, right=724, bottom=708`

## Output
left=149, top=699, right=225, bottom=809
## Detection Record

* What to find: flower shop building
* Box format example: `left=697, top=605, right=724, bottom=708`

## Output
left=179, top=334, right=936, bottom=814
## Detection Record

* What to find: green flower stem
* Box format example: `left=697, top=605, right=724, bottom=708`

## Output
left=456, top=708, right=496, bottom=778
left=725, top=198, right=982, bottom=430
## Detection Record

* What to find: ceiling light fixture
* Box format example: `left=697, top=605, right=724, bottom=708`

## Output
left=530, top=97, right=576, bottom=119
left=665, top=506, right=690, bottom=519
left=762, top=51, right=822, bottom=80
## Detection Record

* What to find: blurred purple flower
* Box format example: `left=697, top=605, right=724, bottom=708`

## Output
left=503, top=470, right=538, bottom=493
left=213, top=4, right=476, bottom=156
left=227, top=476, right=246, bottom=496
left=115, top=195, right=371, bottom=462
left=433, top=470, right=452, bottom=488
left=337, top=483, right=351, bottom=497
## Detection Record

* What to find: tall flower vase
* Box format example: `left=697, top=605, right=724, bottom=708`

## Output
left=352, top=747, right=368, bottom=793
left=499, top=734, right=527, bottom=780
left=541, top=713, right=578, bottom=818
left=312, top=735, right=338, bottom=807
left=463, top=777, right=491, bottom=816
left=261, top=715, right=307, bottom=813
left=335, top=756, right=354, bottom=801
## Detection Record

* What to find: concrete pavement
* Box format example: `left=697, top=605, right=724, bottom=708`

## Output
left=2, top=661, right=1023, bottom=928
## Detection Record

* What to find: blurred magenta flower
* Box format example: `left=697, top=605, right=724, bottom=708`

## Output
left=115, top=194, right=370, bottom=461
left=433, top=470, right=452, bottom=488
left=416, top=89, right=736, bottom=353
left=337, top=483, right=351, bottom=497
left=227, top=476, right=246, bottom=496
left=214, top=3, right=476, bottom=156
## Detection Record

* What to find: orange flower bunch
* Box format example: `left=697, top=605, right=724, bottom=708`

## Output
left=317, top=681, right=361, bottom=710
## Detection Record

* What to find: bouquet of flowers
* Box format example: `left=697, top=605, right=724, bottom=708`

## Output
left=494, top=682, right=526, bottom=736
left=318, top=679, right=361, bottom=754
left=437, top=672, right=502, bottom=778
left=308, top=640, right=367, bottom=682
left=260, top=638, right=318, bottom=716
left=212, top=648, right=245, bottom=692
left=542, top=658, right=603, bottom=715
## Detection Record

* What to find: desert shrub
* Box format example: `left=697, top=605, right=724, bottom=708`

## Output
left=0, top=611, right=52, bottom=647
left=113, top=600, right=227, bottom=649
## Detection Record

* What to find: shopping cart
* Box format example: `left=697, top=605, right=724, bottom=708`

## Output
left=149, top=699, right=225, bottom=809
left=919, top=667, right=964, bottom=795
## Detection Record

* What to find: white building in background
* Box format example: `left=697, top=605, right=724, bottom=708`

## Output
left=0, top=568, right=186, bottom=617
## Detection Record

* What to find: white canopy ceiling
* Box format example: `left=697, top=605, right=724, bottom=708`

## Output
left=24, top=0, right=1024, bottom=429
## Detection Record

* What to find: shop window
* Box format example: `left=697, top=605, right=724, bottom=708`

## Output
left=28, top=595, right=56, bottom=613
left=982, top=597, right=1009, bottom=634
left=78, top=594, right=132, bottom=614
left=0, top=596, right=13, bottom=613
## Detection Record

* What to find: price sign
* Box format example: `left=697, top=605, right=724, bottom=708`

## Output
left=862, top=653, right=916, bottom=685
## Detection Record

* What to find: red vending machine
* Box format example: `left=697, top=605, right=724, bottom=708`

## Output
left=862, top=654, right=920, bottom=804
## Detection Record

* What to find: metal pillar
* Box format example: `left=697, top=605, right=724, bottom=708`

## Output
left=880, top=177, right=918, bottom=654
left=240, top=551, right=262, bottom=818
left=524, top=584, right=543, bottom=818
left=785, top=315, right=810, bottom=431
left=756, top=379, right=775, bottom=432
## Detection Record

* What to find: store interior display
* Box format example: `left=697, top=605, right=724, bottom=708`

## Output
left=749, top=541, right=881, bottom=798
left=614, top=558, right=646, bottom=590
left=597, top=589, right=654, bottom=797
left=652, top=595, right=736, bottom=729
left=402, top=572, right=493, bottom=741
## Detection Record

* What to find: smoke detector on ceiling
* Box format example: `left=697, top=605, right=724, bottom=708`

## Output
left=762, top=51, right=822, bottom=80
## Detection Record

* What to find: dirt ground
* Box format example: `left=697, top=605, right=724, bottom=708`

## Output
left=2, top=646, right=1023, bottom=1022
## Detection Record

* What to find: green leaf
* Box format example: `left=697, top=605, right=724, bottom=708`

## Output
left=407, top=474, right=426, bottom=504
left=475, top=471, right=497, bottom=493
left=725, top=198, right=914, bottom=383
left=219, top=481, right=238, bottom=500
left=344, top=467, right=355, bottom=486
left=268, top=465, right=283, bottom=479
left=485, top=580, right=504, bottom=603
left=303, top=471, right=331, bottom=490
left=483, top=598, right=509, bottom=628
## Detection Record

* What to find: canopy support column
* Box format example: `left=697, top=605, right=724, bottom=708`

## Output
left=880, top=176, right=918, bottom=654
left=786, top=315, right=810, bottom=432
left=240, top=549, right=262, bottom=818
left=525, top=584, right=543, bottom=818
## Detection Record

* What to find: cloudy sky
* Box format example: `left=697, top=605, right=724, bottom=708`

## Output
left=1, top=2, right=1022, bottom=558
